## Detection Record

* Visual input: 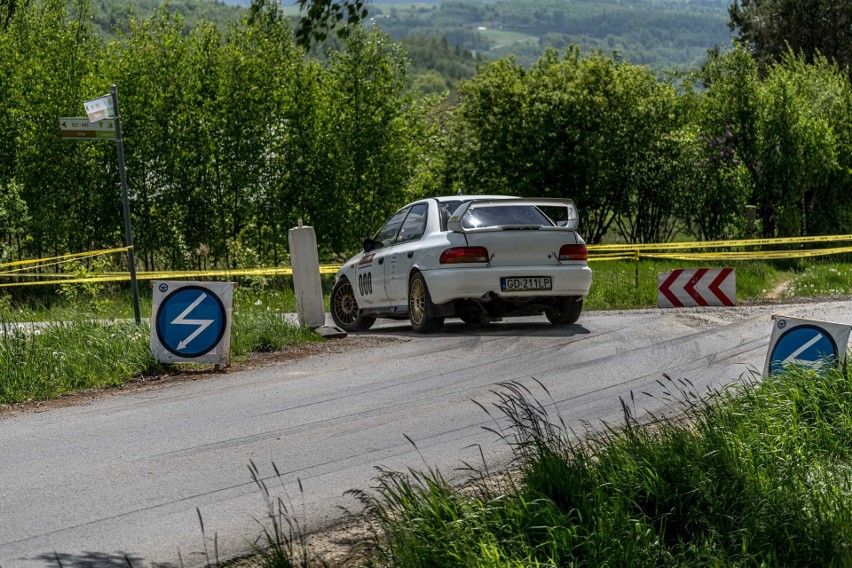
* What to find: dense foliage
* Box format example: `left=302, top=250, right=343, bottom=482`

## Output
left=3, top=0, right=852, bottom=274
left=730, top=0, right=852, bottom=75
left=0, top=0, right=430, bottom=269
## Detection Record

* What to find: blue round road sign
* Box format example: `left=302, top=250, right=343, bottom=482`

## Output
left=769, top=324, right=838, bottom=375
left=156, top=285, right=227, bottom=358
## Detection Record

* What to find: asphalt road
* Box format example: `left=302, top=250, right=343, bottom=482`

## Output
left=2, top=301, right=851, bottom=567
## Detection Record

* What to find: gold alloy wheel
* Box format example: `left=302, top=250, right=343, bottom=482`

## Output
left=332, top=281, right=358, bottom=324
left=409, top=276, right=426, bottom=325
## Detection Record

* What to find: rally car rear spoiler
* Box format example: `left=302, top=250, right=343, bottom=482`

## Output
left=447, top=198, right=579, bottom=233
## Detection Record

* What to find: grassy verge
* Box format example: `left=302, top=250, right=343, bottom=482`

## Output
left=0, top=257, right=849, bottom=404
left=0, top=318, right=158, bottom=403
left=0, top=286, right=320, bottom=405
left=341, top=366, right=852, bottom=566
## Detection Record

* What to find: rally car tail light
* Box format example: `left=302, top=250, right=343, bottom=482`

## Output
left=440, top=246, right=489, bottom=264
left=559, top=244, right=587, bottom=261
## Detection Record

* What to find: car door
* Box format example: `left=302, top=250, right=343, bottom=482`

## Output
left=357, top=207, right=409, bottom=309
left=386, top=203, right=429, bottom=307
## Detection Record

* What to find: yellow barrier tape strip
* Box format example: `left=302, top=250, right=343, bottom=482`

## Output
left=587, top=255, right=638, bottom=262
left=0, top=246, right=131, bottom=271
left=0, top=275, right=134, bottom=288
left=641, top=245, right=852, bottom=261
left=587, top=252, right=638, bottom=260
left=0, top=256, right=114, bottom=276
left=588, top=234, right=852, bottom=252
left=3, top=242, right=852, bottom=287
left=0, top=273, right=79, bottom=279
left=0, top=265, right=345, bottom=288
left=0, top=264, right=348, bottom=288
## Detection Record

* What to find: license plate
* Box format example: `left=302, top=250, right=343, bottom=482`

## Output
left=500, top=276, right=552, bottom=291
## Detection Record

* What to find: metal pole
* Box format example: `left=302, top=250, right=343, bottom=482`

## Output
left=111, top=84, right=141, bottom=324
left=745, top=205, right=756, bottom=252
left=634, top=249, right=640, bottom=290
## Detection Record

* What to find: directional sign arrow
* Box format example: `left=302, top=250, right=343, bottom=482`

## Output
left=171, top=292, right=214, bottom=350
left=768, top=323, right=839, bottom=375
left=683, top=268, right=709, bottom=307
left=658, top=268, right=736, bottom=308
left=659, top=270, right=682, bottom=307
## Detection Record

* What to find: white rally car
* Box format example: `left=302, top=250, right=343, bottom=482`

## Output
left=330, top=195, right=593, bottom=333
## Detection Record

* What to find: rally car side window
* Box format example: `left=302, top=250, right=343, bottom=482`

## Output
left=373, top=208, right=409, bottom=248
left=395, top=204, right=428, bottom=244
left=438, top=200, right=463, bottom=231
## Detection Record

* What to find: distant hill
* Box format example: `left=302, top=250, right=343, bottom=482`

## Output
left=367, top=0, right=733, bottom=72
left=90, top=0, right=733, bottom=88
left=90, top=0, right=242, bottom=36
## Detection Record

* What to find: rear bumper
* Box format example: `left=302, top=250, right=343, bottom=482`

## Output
left=423, top=264, right=593, bottom=305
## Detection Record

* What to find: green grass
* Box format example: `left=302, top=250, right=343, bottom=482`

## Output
left=783, top=262, right=852, bottom=298
left=0, top=317, right=159, bottom=403
left=349, top=368, right=852, bottom=566
left=231, top=295, right=321, bottom=356
left=0, top=284, right=320, bottom=404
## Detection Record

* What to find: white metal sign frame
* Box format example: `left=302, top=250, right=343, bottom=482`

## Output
left=763, top=314, right=851, bottom=377
left=150, top=280, right=234, bottom=365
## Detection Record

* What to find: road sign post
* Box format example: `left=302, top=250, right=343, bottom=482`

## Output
left=150, top=281, right=234, bottom=365
left=109, top=85, right=141, bottom=325
left=764, top=315, right=851, bottom=376
left=63, top=85, right=141, bottom=324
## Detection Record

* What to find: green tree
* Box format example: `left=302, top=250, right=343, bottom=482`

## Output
left=729, top=0, right=852, bottom=74
left=293, top=0, right=369, bottom=48
left=450, top=48, right=686, bottom=243
left=684, top=46, right=759, bottom=239
left=694, top=46, right=852, bottom=238
left=320, top=27, right=418, bottom=250
left=0, top=179, right=29, bottom=262
left=755, top=51, right=850, bottom=236
left=411, top=70, right=449, bottom=95
left=107, top=7, right=195, bottom=269
left=4, top=0, right=108, bottom=259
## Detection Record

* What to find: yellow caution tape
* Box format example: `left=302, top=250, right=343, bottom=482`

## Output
left=587, top=255, right=637, bottom=262
left=0, top=265, right=343, bottom=287
left=588, top=234, right=852, bottom=252
left=0, top=272, right=80, bottom=279
left=0, top=246, right=131, bottom=270
left=4, top=237, right=852, bottom=288
left=640, top=245, right=852, bottom=261
left=0, top=257, right=113, bottom=276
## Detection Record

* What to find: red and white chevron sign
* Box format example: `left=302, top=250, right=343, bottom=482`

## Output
left=657, top=268, right=736, bottom=308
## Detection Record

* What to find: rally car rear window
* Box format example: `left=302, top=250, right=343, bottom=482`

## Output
left=461, top=205, right=554, bottom=229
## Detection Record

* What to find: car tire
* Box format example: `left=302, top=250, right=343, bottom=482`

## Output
left=545, top=298, right=583, bottom=326
left=330, top=278, right=376, bottom=332
left=408, top=272, right=444, bottom=333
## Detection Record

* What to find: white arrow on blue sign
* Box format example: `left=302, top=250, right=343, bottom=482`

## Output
left=150, top=281, right=234, bottom=365
left=764, top=316, right=851, bottom=377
